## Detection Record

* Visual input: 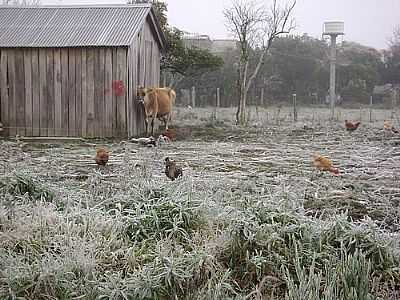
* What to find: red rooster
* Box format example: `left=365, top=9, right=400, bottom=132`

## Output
left=345, top=120, right=361, bottom=132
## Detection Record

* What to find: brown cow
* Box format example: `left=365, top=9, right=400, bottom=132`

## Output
left=137, top=87, right=176, bottom=136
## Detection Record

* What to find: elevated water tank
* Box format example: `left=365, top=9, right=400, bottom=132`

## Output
left=323, top=21, right=344, bottom=36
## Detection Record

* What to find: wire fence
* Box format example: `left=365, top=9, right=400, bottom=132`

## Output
left=175, top=85, right=400, bottom=111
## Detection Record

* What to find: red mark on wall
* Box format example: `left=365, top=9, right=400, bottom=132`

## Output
left=112, top=80, right=125, bottom=96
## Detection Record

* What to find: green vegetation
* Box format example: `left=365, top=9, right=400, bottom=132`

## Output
left=0, top=172, right=54, bottom=202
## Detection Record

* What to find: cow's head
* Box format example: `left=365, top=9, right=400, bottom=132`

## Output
left=137, top=87, right=146, bottom=104
left=137, top=86, right=147, bottom=98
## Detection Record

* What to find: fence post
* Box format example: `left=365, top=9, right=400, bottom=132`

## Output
left=216, top=87, right=220, bottom=108
left=191, top=86, right=196, bottom=108
left=260, top=87, right=264, bottom=107
left=369, top=95, right=373, bottom=123
left=392, top=89, right=398, bottom=119
left=162, top=73, right=167, bottom=87
left=292, top=93, right=297, bottom=122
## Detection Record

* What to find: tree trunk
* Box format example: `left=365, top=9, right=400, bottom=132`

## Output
left=236, top=99, right=241, bottom=125
left=240, top=91, right=247, bottom=124
left=237, top=61, right=249, bottom=125
left=236, top=65, right=242, bottom=124
left=237, top=48, right=268, bottom=126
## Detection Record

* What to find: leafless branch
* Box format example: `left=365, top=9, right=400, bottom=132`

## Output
left=224, top=0, right=296, bottom=124
left=389, top=25, right=400, bottom=48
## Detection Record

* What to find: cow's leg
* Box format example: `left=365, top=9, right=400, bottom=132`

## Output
left=145, top=118, right=149, bottom=136
left=165, top=114, right=169, bottom=130
left=167, top=112, right=173, bottom=130
left=151, top=117, right=155, bottom=136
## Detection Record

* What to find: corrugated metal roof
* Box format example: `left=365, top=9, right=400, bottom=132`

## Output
left=0, top=4, right=154, bottom=47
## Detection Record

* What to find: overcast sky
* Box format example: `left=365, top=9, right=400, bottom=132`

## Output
left=43, top=0, right=399, bottom=50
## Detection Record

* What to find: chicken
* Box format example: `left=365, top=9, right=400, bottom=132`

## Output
left=164, top=157, right=183, bottom=181
left=130, top=137, right=157, bottom=147
left=157, top=135, right=171, bottom=146
left=313, top=154, right=339, bottom=176
left=384, top=120, right=399, bottom=134
left=95, top=148, right=110, bottom=166
left=345, top=120, right=361, bottom=132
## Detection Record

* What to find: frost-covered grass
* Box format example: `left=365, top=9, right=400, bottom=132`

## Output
left=1, top=106, right=400, bottom=299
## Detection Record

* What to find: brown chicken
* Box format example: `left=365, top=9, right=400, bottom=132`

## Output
left=313, top=154, right=340, bottom=176
left=384, top=120, right=399, bottom=134
left=345, top=120, right=361, bottom=132
left=165, top=157, right=183, bottom=181
left=95, top=148, right=110, bottom=166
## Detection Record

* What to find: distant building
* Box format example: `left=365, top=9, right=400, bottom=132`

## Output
left=182, top=32, right=237, bottom=53
left=373, top=84, right=393, bottom=95
left=182, top=32, right=212, bottom=50
left=211, top=39, right=238, bottom=53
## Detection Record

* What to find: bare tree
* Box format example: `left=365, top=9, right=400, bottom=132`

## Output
left=1, top=0, right=40, bottom=5
left=224, top=0, right=296, bottom=125
left=390, top=25, right=400, bottom=47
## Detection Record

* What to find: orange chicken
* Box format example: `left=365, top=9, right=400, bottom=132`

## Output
left=384, top=120, right=399, bottom=134
left=313, top=154, right=339, bottom=176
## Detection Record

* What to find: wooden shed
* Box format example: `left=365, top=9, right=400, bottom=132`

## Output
left=0, top=4, right=165, bottom=138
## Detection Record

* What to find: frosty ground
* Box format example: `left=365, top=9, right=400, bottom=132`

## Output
left=1, top=106, right=400, bottom=299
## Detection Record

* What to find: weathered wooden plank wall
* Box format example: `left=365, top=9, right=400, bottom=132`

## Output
left=98, top=49, right=105, bottom=138
left=60, top=48, right=69, bottom=136
left=116, top=48, right=127, bottom=136
left=68, top=48, right=76, bottom=137
left=0, top=46, right=135, bottom=137
left=46, top=50, right=54, bottom=136
left=86, top=48, right=95, bottom=137
left=54, top=49, right=62, bottom=136
left=7, top=51, right=16, bottom=136
left=23, top=50, right=32, bottom=137
left=127, top=46, right=135, bottom=137
left=39, top=49, right=47, bottom=136
left=126, top=18, right=161, bottom=137
left=31, top=49, right=40, bottom=136
left=75, top=50, right=82, bottom=137
left=0, top=50, right=9, bottom=136
left=81, top=48, right=87, bottom=137
left=15, top=50, right=25, bottom=136
left=104, top=48, right=113, bottom=137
